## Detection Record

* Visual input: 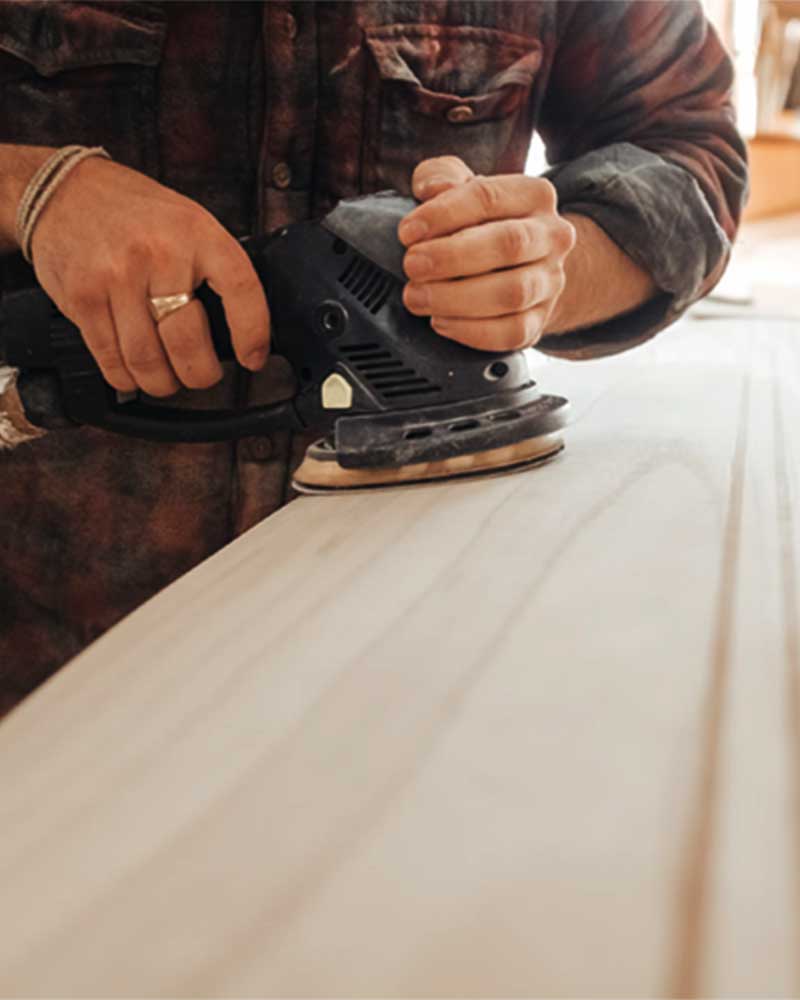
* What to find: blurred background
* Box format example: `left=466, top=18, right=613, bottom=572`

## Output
left=527, top=0, right=800, bottom=223
left=708, top=0, right=800, bottom=220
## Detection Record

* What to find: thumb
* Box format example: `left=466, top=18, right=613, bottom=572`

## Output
left=411, top=155, right=474, bottom=202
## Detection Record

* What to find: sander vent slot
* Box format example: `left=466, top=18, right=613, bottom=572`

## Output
left=338, top=343, right=442, bottom=400
left=338, top=255, right=392, bottom=313
left=382, top=386, right=441, bottom=399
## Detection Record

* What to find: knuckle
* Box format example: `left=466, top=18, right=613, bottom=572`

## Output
left=223, top=257, right=258, bottom=297
left=508, top=314, right=528, bottom=348
left=532, top=176, right=558, bottom=211
left=65, top=286, right=103, bottom=315
left=146, top=235, right=177, bottom=269
left=96, top=261, right=127, bottom=289
left=124, top=342, right=166, bottom=373
left=553, top=217, right=576, bottom=254
left=501, top=223, right=530, bottom=261
left=439, top=155, right=467, bottom=169
left=470, top=176, right=502, bottom=215
left=552, top=263, right=568, bottom=295
left=521, top=311, right=543, bottom=348
left=415, top=155, right=463, bottom=178
left=179, top=199, right=215, bottom=232
left=503, top=272, right=535, bottom=313
left=123, top=236, right=152, bottom=269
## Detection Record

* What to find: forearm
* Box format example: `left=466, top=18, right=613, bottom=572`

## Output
left=0, top=144, right=57, bottom=252
left=545, top=213, right=658, bottom=336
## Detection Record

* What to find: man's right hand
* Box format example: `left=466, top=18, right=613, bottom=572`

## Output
left=25, top=154, right=270, bottom=396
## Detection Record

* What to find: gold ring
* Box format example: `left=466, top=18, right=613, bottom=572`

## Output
left=148, top=292, right=195, bottom=323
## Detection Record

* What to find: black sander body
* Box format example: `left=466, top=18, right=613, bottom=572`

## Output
left=0, top=191, right=569, bottom=492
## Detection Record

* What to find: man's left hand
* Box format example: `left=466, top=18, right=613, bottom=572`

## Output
left=398, top=156, right=575, bottom=352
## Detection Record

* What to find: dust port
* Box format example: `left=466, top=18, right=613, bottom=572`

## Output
left=449, top=419, right=480, bottom=432
left=404, top=427, right=432, bottom=440
left=484, top=361, right=509, bottom=381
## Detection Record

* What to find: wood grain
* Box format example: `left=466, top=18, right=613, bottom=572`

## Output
left=0, top=315, right=799, bottom=997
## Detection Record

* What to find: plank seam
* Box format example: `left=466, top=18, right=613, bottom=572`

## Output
left=668, top=372, right=750, bottom=998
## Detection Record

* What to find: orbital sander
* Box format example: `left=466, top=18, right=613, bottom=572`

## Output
left=0, top=191, right=569, bottom=493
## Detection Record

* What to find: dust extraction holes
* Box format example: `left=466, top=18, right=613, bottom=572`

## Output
left=404, top=427, right=432, bottom=440
left=490, top=410, right=520, bottom=422
left=449, top=419, right=480, bottom=433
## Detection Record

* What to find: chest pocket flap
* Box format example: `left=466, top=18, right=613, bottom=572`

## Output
left=0, top=2, right=166, bottom=76
left=362, top=23, right=542, bottom=190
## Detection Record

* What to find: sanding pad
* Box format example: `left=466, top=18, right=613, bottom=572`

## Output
left=292, top=431, right=564, bottom=494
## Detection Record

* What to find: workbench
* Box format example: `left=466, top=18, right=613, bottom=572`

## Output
left=0, top=219, right=798, bottom=997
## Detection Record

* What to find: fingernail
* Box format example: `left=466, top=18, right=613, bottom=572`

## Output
left=404, top=284, right=430, bottom=312
left=398, top=218, right=429, bottom=245
left=404, top=251, right=432, bottom=278
left=246, top=349, right=268, bottom=370
left=419, top=175, right=452, bottom=196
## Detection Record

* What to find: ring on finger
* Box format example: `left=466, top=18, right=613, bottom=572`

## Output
left=148, top=291, right=196, bottom=324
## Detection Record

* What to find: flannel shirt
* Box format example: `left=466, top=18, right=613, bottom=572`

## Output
left=0, top=1, right=747, bottom=714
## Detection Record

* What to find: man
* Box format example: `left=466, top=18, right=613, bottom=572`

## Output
left=0, top=1, right=747, bottom=715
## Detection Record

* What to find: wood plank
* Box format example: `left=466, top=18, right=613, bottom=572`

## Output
left=0, top=317, right=798, bottom=996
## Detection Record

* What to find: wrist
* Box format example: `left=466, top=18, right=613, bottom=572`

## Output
left=0, top=145, right=58, bottom=253
left=17, top=145, right=111, bottom=263
left=545, top=212, right=658, bottom=336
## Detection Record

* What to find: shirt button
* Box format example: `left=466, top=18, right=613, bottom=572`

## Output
left=272, top=161, right=292, bottom=188
left=285, top=12, right=297, bottom=38
left=446, top=104, right=474, bottom=123
left=241, top=436, right=273, bottom=463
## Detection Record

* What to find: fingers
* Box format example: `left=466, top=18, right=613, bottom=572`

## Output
left=156, top=301, right=224, bottom=390
left=403, top=217, right=554, bottom=283
left=431, top=306, right=550, bottom=352
left=403, top=261, right=564, bottom=321
left=28, top=156, right=272, bottom=391
left=411, top=155, right=474, bottom=203
left=149, top=257, right=223, bottom=390
left=110, top=282, right=180, bottom=398
left=70, top=298, right=136, bottom=392
left=399, top=174, right=558, bottom=247
left=198, top=239, right=271, bottom=371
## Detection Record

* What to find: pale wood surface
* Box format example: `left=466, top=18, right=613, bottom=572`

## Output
left=1, top=304, right=799, bottom=996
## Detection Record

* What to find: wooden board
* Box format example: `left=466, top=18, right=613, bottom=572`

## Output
left=0, top=313, right=799, bottom=997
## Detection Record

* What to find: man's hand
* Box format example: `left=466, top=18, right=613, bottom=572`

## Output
left=28, top=155, right=270, bottom=396
left=397, top=156, right=576, bottom=352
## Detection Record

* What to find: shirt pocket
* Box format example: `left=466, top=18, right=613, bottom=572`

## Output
left=0, top=3, right=167, bottom=175
left=362, top=23, right=542, bottom=193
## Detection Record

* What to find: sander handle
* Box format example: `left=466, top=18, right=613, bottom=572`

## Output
left=0, top=236, right=307, bottom=442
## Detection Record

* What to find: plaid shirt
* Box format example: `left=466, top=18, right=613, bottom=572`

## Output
left=0, top=1, right=747, bottom=714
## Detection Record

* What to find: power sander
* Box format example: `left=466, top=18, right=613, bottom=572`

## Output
left=0, top=191, right=569, bottom=493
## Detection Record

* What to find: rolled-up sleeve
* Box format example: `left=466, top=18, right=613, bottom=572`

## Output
left=535, top=0, right=749, bottom=359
